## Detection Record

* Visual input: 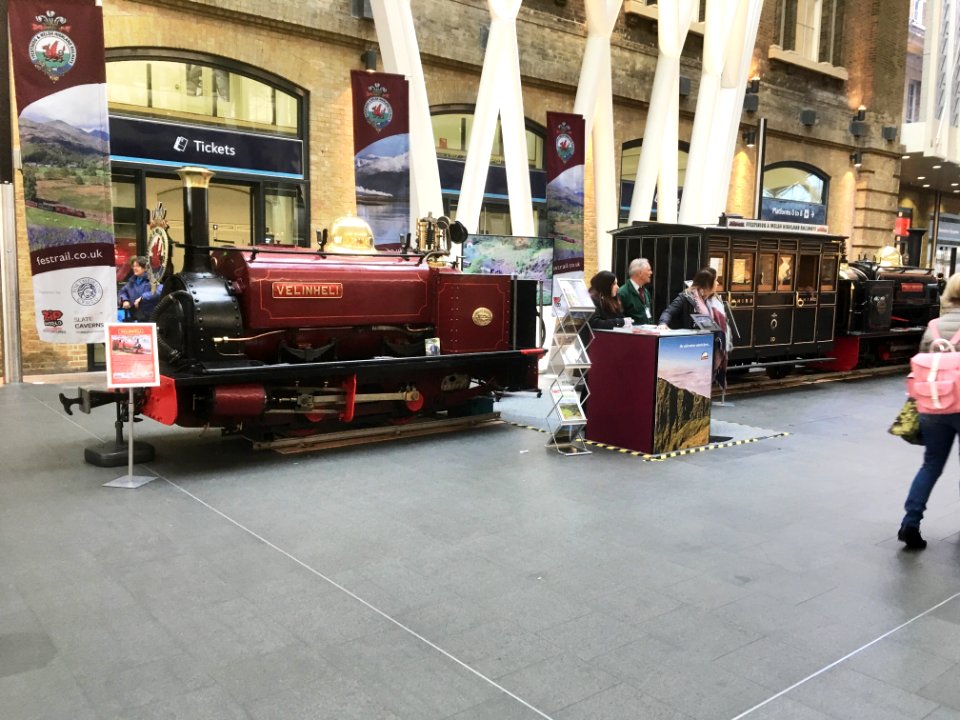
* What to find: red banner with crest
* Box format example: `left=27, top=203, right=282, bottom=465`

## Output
left=350, top=70, right=410, bottom=250
left=9, top=0, right=116, bottom=344
left=545, top=111, right=585, bottom=278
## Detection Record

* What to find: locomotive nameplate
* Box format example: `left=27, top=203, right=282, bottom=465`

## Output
left=272, top=282, right=343, bottom=299
left=472, top=307, right=493, bottom=326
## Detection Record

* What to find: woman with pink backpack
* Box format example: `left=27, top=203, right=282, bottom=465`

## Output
left=900, top=272, right=960, bottom=550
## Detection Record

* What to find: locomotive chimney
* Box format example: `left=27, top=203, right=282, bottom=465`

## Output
left=177, top=166, right=215, bottom=273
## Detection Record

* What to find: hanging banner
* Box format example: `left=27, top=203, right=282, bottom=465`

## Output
left=10, top=0, right=116, bottom=343
left=545, top=112, right=585, bottom=289
left=351, top=70, right=410, bottom=250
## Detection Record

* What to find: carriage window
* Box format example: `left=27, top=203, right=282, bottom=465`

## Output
left=730, top=253, right=754, bottom=291
left=796, top=255, right=818, bottom=293
left=777, top=254, right=795, bottom=290
left=820, top=256, right=838, bottom=291
left=758, top=253, right=776, bottom=291
left=709, top=254, right=726, bottom=290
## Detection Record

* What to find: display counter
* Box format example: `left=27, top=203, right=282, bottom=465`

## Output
left=585, top=328, right=714, bottom=454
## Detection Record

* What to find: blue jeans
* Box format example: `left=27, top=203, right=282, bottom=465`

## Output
left=902, top=413, right=960, bottom=528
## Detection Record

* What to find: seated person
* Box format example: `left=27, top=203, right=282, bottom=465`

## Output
left=118, top=256, right=163, bottom=322
left=587, top=270, right=630, bottom=330
left=657, top=268, right=717, bottom=330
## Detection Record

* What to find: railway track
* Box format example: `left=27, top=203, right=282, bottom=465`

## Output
left=715, top=364, right=909, bottom=398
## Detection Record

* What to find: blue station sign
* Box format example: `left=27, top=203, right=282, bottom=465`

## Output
left=109, top=116, right=303, bottom=179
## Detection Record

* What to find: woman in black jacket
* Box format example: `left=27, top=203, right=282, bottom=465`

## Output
left=587, top=271, right=628, bottom=330
left=657, top=268, right=718, bottom=330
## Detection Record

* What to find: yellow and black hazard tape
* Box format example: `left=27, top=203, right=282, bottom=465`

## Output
left=639, top=431, right=790, bottom=460
left=507, top=421, right=789, bottom=461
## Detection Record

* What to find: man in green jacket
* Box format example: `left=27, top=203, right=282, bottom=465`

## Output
left=618, top=257, right=654, bottom=324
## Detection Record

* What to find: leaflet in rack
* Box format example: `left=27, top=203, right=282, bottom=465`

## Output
left=550, top=385, right=587, bottom=425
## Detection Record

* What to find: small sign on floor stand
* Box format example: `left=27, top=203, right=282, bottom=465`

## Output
left=102, top=323, right=160, bottom=489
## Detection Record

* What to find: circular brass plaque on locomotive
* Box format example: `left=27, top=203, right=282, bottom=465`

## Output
left=472, top=307, right=493, bottom=326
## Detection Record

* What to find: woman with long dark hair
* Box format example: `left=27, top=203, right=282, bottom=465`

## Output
left=587, top=270, right=628, bottom=330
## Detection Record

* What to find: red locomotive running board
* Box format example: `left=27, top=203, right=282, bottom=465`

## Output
left=272, top=282, right=343, bottom=299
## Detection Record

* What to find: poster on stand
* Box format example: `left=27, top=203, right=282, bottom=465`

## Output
left=351, top=70, right=410, bottom=250
left=9, top=0, right=116, bottom=343
left=654, top=334, right=713, bottom=452
left=545, top=112, right=585, bottom=296
left=105, top=323, right=160, bottom=389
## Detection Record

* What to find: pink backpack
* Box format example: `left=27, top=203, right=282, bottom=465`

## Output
left=907, top=320, right=960, bottom=414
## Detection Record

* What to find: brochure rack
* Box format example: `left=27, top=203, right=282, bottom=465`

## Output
left=546, top=278, right=594, bottom=455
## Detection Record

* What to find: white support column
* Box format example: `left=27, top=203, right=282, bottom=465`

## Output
left=679, top=0, right=740, bottom=225
left=458, top=0, right=533, bottom=236
left=574, top=0, right=622, bottom=271
left=370, top=0, right=444, bottom=229
left=629, top=0, right=697, bottom=224
left=708, top=0, right=763, bottom=221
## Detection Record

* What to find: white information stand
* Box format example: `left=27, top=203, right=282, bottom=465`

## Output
left=102, top=323, right=161, bottom=489
left=546, top=278, right=594, bottom=455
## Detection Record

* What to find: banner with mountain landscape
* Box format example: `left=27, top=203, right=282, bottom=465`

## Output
left=9, top=0, right=116, bottom=344
left=351, top=70, right=410, bottom=250
left=545, top=111, right=585, bottom=291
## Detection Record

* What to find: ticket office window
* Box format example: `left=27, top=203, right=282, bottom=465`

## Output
left=147, top=176, right=253, bottom=270
left=113, top=170, right=306, bottom=267
left=730, top=252, right=755, bottom=291
left=112, top=176, right=139, bottom=285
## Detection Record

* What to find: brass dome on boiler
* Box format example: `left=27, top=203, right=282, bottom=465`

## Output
left=328, top=215, right=375, bottom=253
left=876, top=244, right=902, bottom=267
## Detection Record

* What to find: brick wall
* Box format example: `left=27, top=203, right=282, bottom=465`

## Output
left=2, top=0, right=910, bottom=376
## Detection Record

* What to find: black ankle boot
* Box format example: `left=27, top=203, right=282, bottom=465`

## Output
left=898, top=525, right=927, bottom=550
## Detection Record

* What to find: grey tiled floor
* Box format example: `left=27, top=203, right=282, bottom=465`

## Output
left=2, top=374, right=960, bottom=719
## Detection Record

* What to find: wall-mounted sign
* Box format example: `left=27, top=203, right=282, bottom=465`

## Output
left=895, top=208, right=912, bottom=237
left=760, top=198, right=827, bottom=225
left=936, top=213, right=960, bottom=246
left=109, top=116, right=303, bottom=179
left=724, top=217, right=830, bottom=234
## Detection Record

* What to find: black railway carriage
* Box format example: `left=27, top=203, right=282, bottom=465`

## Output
left=611, top=221, right=845, bottom=370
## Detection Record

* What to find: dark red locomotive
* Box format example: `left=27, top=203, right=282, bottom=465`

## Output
left=65, top=167, right=543, bottom=442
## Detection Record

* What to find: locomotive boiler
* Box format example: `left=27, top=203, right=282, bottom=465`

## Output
left=63, top=167, right=544, bottom=441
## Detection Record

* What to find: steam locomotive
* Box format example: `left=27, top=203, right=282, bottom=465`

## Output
left=612, top=221, right=940, bottom=375
left=62, top=167, right=544, bottom=441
